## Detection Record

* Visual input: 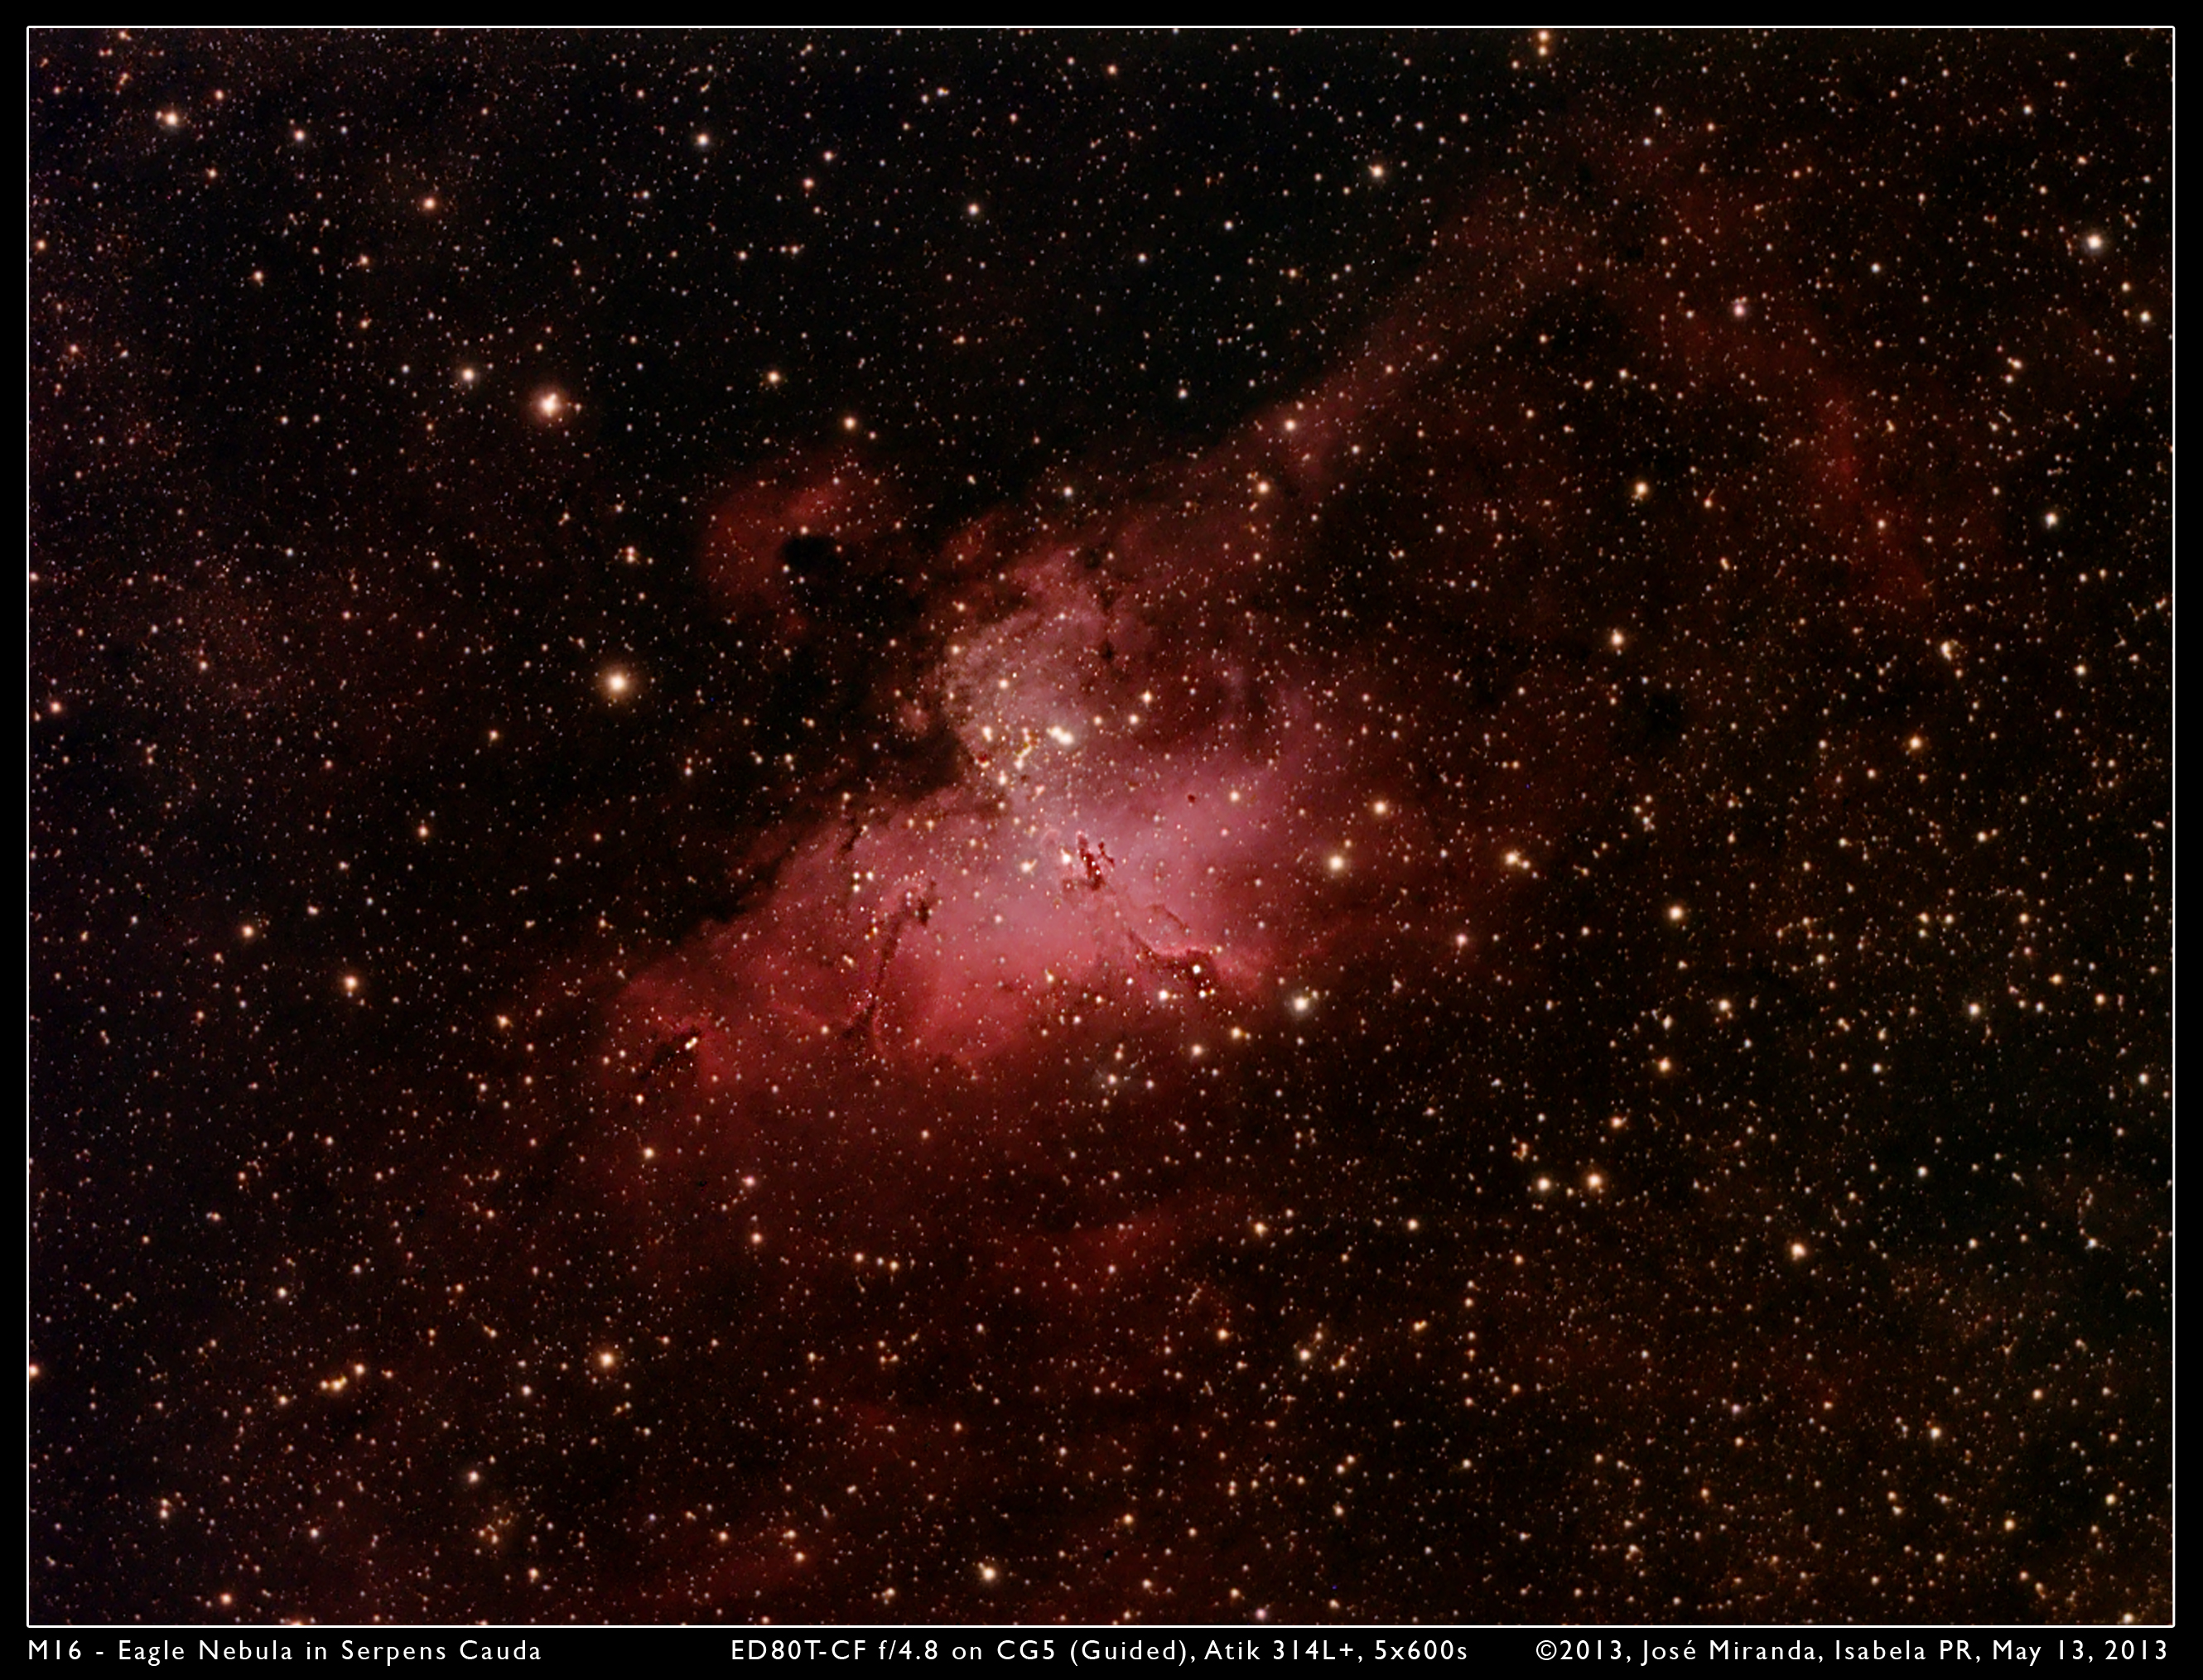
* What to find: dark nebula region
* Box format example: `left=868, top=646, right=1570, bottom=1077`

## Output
left=31, top=33, right=2168, bottom=1625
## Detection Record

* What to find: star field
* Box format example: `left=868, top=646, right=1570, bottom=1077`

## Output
left=29, top=31, right=2169, bottom=1625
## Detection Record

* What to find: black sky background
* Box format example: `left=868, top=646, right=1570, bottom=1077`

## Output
left=30, top=31, right=2169, bottom=1625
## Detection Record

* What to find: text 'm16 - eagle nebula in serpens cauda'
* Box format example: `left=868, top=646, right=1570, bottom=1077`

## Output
left=28, top=30, right=2167, bottom=1625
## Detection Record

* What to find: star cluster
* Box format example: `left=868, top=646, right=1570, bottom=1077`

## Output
left=31, top=32, right=2168, bottom=1625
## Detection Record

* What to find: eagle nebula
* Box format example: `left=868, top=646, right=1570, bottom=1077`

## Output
left=31, top=33, right=2167, bottom=1625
